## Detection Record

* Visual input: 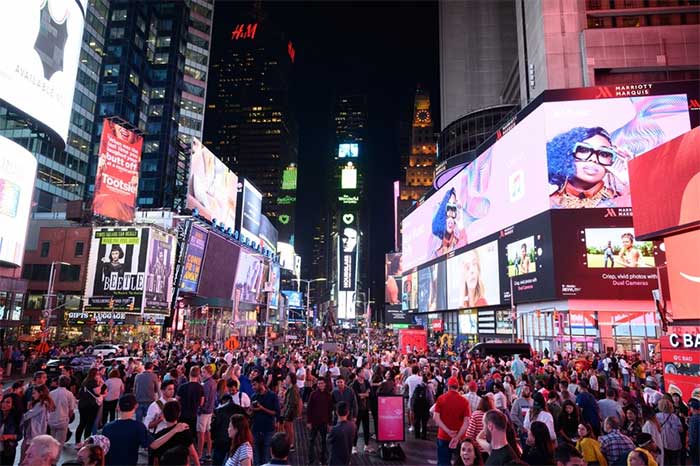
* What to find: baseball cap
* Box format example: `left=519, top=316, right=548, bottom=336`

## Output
left=468, top=381, right=478, bottom=391
left=447, top=376, right=460, bottom=387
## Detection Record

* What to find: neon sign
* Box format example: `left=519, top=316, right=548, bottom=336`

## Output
left=287, top=41, right=295, bottom=63
left=338, top=195, right=359, bottom=204
left=277, top=195, right=296, bottom=205
left=231, top=23, right=258, bottom=40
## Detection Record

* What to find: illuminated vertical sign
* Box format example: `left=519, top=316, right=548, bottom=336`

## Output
left=281, top=165, right=297, bottom=190
left=341, top=164, right=357, bottom=190
left=338, top=213, right=357, bottom=291
left=287, top=41, right=295, bottom=63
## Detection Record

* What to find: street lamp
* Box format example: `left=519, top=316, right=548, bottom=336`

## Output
left=292, top=277, right=326, bottom=346
left=42, top=261, right=69, bottom=344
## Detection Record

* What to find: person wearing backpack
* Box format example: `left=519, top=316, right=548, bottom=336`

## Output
left=350, top=369, right=373, bottom=454
left=211, top=393, right=247, bottom=466
left=411, top=375, right=434, bottom=440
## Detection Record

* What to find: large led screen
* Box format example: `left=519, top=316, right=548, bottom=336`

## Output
left=0, top=137, right=37, bottom=267
left=338, top=290, right=356, bottom=320
left=418, top=261, right=447, bottom=312
left=92, top=119, right=143, bottom=223
left=144, top=228, right=176, bottom=315
left=385, top=253, right=402, bottom=305
left=447, top=240, right=500, bottom=309
left=0, top=0, right=88, bottom=142
left=187, top=138, right=238, bottom=228
left=545, top=95, right=690, bottom=209
left=402, top=107, right=549, bottom=271
left=282, top=290, right=303, bottom=309
left=338, top=213, right=358, bottom=292
left=401, top=270, right=418, bottom=311
left=196, top=232, right=239, bottom=301
left=268, top=263, right=280, bottom=309
left=179, top=224, right=208, bottom=294
left=84, top=227, right=149, bottom=313
left=233, top=249, right=265, bottom=304
left=258, top=215, right=278, bottom=253
left=551, top=208, right=664, bottom=299
left=240, top=179, right=263, bottom=242
left=338, top=143, right=358, bottom=158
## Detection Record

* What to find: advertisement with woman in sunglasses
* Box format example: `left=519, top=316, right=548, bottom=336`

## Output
left=546, top=94, right=691, bottom=208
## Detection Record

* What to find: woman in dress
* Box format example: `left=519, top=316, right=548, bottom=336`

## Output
left=225, top=414, right=253, bottom=466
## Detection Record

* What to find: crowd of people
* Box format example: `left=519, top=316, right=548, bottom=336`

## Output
left=0, top=330, right=697, bottom=466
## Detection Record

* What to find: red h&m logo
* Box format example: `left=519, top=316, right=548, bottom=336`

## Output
left=231, top=23, right=258, bottom=40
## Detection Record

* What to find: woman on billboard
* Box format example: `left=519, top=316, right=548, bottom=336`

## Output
left=431, top=188, right=467, bottom=257
left=461, top=249, right=487, bottom=307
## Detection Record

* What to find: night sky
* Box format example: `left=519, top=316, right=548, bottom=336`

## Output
left=213, top=1, right=440, bottom=302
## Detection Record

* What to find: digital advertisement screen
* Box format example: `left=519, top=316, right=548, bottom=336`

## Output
left=144, top=228, right=176, bottom=315
left=401, top=270, right=418, bottom=311
left=0, top=137, right=37, bottom=267
left=268, top=263, right=280, bottom=309
left=337, top=290, right=356, bottom=320
left=551, top=209, right=664, bottom=299
left=240, top=179, right=263, bottom=242
left=179, top=224, right=208, bottom=294
left=0, top=0, right=88, bottom=142
left=402, top=107, right=549, bottom=271
left=418, top=261, right=447, bottom=312
left=233, top=249, right=265, bottom=304
left=629, top=127, right=700, bottom=239
left=187, top=138, right=238, bottom=228
left=338, top=213, right=358, bottom=292
left=92, top=119, right=143, bottom=223
left=459, top=309, right=477, bottom=334
left=499, top=211, right=556, bottom=304
left=258, top=215, right=278, bottom=253
left=583, top=228, right=655, bottom=268
left=196, top=232, right=239, bottom=301
left=447, top=240, right=501, bottom=310
left=385, top=253, right=402, bottom=305
left=281, top=164, right=297, bottom=190
left=385, top=304, right=412, bottom=325
left=377, top=396, right=405, bottom=443
left=84, top=227, right=149, bottom=313
left=545, top=95, right=691, bottom=209
left=665, top=230, right=700, bottom=321
left=660, top=327, right=700, bottom=401
left=338, top=142, right=358, bottom=158
left=398, top=328, right=427, bottom=354
left=282, top=290, right=303, bottom=309
left=341, top=165, right=357, bottom=189
left=277, top=242, right=295, bottom=271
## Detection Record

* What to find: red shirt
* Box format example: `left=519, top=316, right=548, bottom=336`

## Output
left=434, top=389, right=471, bottom=440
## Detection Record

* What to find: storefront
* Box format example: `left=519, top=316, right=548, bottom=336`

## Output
left=476, top=308, right=514, bottom=343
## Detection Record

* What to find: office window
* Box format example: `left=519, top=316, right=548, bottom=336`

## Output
left=74, top=241, right=84, bottom=257
left=59, top=265, right=81, bottom=282
left=40, top=241, right=50, bottom=257
left=111, top=9, right=127, bottom=21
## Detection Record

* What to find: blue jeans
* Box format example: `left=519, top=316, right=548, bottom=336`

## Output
left=136, top=402, right=150, bottom=423
left=253, top=431, right=273, bottom=466
left=437, top=439, right=454, bottom=466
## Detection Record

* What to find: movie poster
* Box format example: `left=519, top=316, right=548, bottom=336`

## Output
left=84, top=227, right=149, bottom=313
left=179, top=224, right=208, bottom=294
left=144, top=228, right=176, bottom=314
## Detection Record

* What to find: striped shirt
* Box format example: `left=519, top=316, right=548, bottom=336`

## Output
left=225, top=441, right=253, bottom=466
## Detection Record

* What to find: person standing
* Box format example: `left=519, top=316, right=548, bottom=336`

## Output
left=281, top=373, right=301, bottom=453
left=655, top=399, right=682, bottom=466
left=150, top=401, right=200, bottom=466
left=225, top=414, right=254, bottom=466
left=0, top=394, right=22, bottom=466
left=102, top=394, right=152, bottom=466
left=327, top=402, right=355, bottom=466
left=18, top=434, right=61, bottom=466
left=688, top=398, right=700, bottom=466
left=350, top=369, right=373, bottom=454
left=198, top=364, right=218, bottom=462
left=102, top=369, right=124, bottom=425
left=331, top=377, right=357, bottom=426
left=261, top=432, right=291, bottom=466
left=211, top=393, right=247, bottom=466
left=575, top=381, right=601, bottom=436
left=482, top=409, right=526, bottom=465
left=307, top=378, right=333, bottom=465
left=433, top=376, right=471, bottom=466
left=144, top=380, right=177, bottom=434
left=177, top=366, right=204, bottom=434
left=404, top=365, right=422, bottom=433
left=598, top=389, right=623, bottom=423
left=134, top=362, right=160, bottom=423
left=598, top=416, right=635, bottom=466
left=20, top=384, right=54, bottom=463
left=411, top=374, right=434, bottom=440
left=48, top=375, right=76, bottom=449
left=510, top=384, right=534, bottom=447
left=250, top=375, right=280, bottom=466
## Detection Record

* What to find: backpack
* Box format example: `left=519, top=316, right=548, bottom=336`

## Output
left=412, top=384, right=428, bottom=409
left=434, top=377, right=446, bottom=398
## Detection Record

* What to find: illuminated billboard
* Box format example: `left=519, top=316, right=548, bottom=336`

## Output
left=281, top=164, right=297, bottom=191
left=268, top=263, right=280, bottom=309
left=0, top=0, right=88, bottom=142
left=144, top=228, right=176, bottom=315
left=179, top=224, right=208, bottom=294
left=240, top=179, right=263, bottom=242
left=282, top=290, right=303, bottom=308
left=93, top=119, right=143, bottom=223
left=233, top=249, right=264, bottom=304
left=402, top=107, right=549, bottom=271
left=338, top=213, right=358, bottom=292
left=338, top=143, right=358, bottom=158
left=447, top=240, right=501, bottom=309
left=187, top=139, right=238, bottom=228
left=418, top=261, right=447, bottom=312
left=278, top=242, right=295, bottom=271
left=258, top=215, right=278, bottom=253
left=341, top=164, right=357, bottom=190
left=338, top=290, right=356, bottom=320
left=84, top=227, right=149, bottom=313
left=0, top=137, right=37, bottom=267
left=385, top=253, right=402, bottom=305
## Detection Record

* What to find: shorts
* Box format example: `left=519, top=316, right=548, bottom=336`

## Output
left=197, top=413, right=213, bottom=432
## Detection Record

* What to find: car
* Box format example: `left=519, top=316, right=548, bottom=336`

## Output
left=103, top=356, right=141, bottom=368
left=90, top=344, right=123, bottom=358
left=467, top=342, right=533, bottom=359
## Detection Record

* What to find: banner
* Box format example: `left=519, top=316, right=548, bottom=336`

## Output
left=92, top=119, right=143, bottom=223
left=377, top=396, right=405, bottom=443
left=0, top=136, right=37, bottom=267
left=240, top=179, right=263, bottom=241
left=385, top=253, right=402, bottom=305
left=398, top=328, right=427, bottom=355
left=144, top=228, right=176, bottom=315
left=660, top=327, right=700, bottom=401
left=84, top=227, right=149, bottom=313
left=180, top=224, right=208, bottom=293
left=339, top=213, right=357, bottom=291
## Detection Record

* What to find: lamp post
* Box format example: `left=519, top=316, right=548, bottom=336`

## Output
left=292, top=278, right=326, bottom=346
left=43, top=261, right=69, bottom=344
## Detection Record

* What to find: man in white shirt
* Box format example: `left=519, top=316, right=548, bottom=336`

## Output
left=404, top=365, right=422, bottom=432
left=619, top=358, right=630, bottom=386
left=588, top=371, right=599, bottom=393
left=143, top=379, right=175, bottom=433
left=465, top=381, right=481, bottom=413
left=295, top=361, right=306, bottom=393
left=48, top=375, right=77, bottom=448
left=229, top=378, right=251, bottom=408
left=223, top=351, right=234, bottom=367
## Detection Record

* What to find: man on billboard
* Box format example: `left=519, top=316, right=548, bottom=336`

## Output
left=341, top=228, right=357, bottom=253
left=431, top=188, right=466, bottom=257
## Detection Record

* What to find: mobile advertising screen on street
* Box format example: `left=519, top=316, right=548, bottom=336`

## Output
left=92, top=119, right=143, bottom=223
left=377, top=396, right=405, bottom=443
left=0, top=137, right=37, bottom=267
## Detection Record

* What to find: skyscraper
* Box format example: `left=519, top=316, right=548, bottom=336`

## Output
left=517, top=1, right=700, bottom=106
left=86, top=0, right=214, bottom=210
left=204, top=3, right=298, bottom=235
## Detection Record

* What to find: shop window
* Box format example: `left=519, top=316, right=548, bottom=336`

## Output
left=40, top=241, right=50, bottom=257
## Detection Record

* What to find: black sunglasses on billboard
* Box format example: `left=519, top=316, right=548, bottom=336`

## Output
left=571, top=142, right=616, bottom=166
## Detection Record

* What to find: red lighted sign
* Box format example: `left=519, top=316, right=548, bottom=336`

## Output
left=398, top=328, right=427, bottom=355
left=431, top=319, right=443, bottom=332
left=287, top=41, right=295, bottom=63
left=231, top=23, right=257, bottom=40
left=660, top=326, right=700, bottom=401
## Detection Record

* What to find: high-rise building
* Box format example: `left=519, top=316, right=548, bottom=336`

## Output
left=439, top=1, right=519, bottom=130
left=204, top=3, right=298, bottom=234
left=85, top=0, right=214, bottom=210
left=517, top=0, right=700, bottom=107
